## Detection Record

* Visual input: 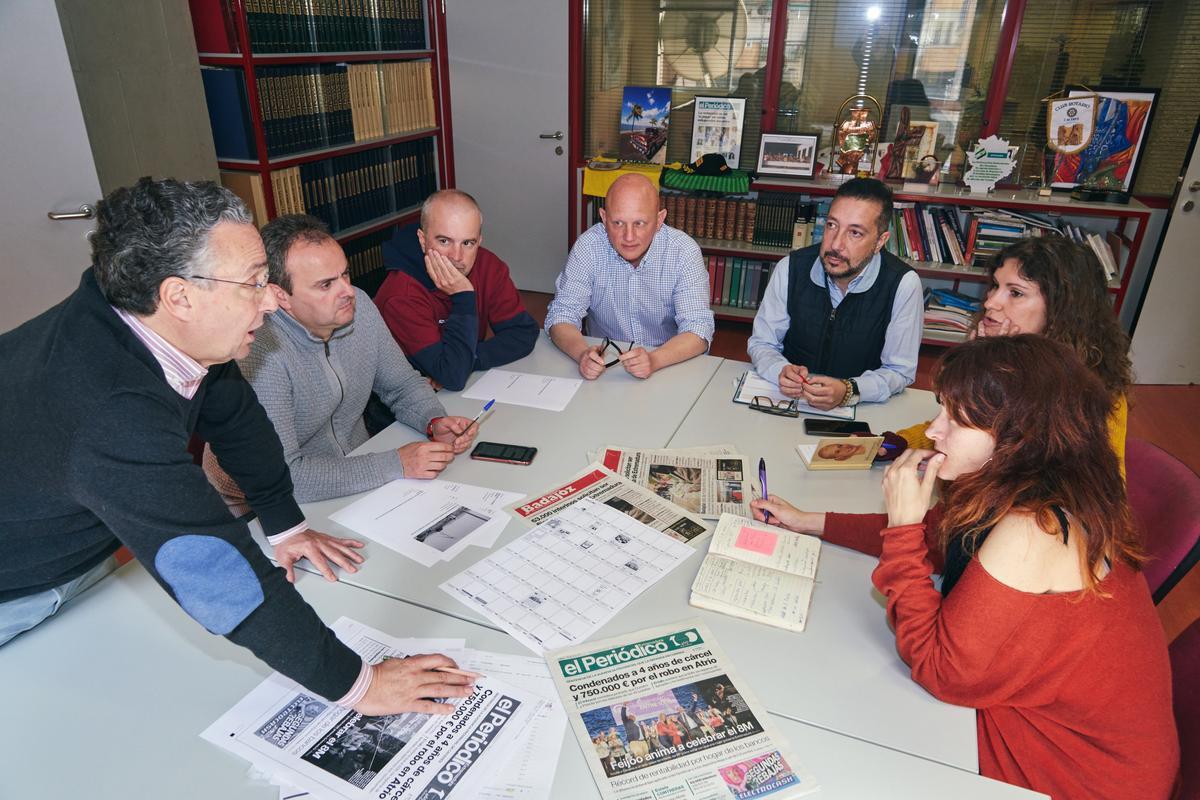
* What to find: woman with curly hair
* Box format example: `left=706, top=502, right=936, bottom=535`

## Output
left=753, top=336, right=1177, bottom=799
left=894, top=236, right=1133, bottom=467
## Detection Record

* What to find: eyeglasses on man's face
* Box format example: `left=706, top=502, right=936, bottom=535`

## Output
left=749, top=395, right=800, bottom=417
left=600, top=338, right=635, bottom=368
left=190, top=273, right=270, bottom=294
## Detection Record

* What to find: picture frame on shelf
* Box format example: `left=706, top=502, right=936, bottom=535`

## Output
left=756, top=133, right=819, bottom=178
left=689, top=96, right=747, bottom=167
left=620, top=86, right=672, bottom=164
left=1050, top=87, right=1158, bottom=193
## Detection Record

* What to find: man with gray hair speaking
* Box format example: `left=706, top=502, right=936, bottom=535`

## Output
left=0, top=177, right=474, bottom=717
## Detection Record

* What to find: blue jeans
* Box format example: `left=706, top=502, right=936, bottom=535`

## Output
left=0, top=556, right=119, bottom=646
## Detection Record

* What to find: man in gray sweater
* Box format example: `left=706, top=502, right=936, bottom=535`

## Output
left=205, top=215, right=478, bottom=512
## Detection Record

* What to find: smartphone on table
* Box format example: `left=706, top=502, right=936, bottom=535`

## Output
left=803, top=419, right=872, bottom=437
left=470, top=441, right=538, bottom=465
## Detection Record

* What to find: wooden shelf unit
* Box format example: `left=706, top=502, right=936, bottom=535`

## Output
left=190, top=0, right=454, bottom=254
left=581, top=175, right=1150, bottom=345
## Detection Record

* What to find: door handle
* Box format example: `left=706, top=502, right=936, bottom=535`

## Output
left=539, top=131, right=564, bottom=140
left=47, top=204, right=95, bottom=221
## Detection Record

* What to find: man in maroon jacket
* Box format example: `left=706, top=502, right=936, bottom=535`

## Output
left=374, top=190, right=538, bottom=391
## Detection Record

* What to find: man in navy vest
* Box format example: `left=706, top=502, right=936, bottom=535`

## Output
left=747, top=178, right=922, bottom=410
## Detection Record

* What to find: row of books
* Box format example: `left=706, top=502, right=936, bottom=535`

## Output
left=751, top=193, right=829, bottom=250
left=347, top=60, right=437, bottom=142
left=886, top=203, right=978, bottom=267
left=885, top=204, right=1123, bottom=282
left=1060, top=222, right=1124, bottom=282
left=269, top=138, right=437, bottom=233
left=202, top=62, right=436, bottom=161
left=662, top=193, right=755, bottom=243
left=241, top=0, right=427, bottom=53
left=923, top=287, right=982, bottom=342
left=343, top=226, right=397, bottom=295
left=707, top=256, right=774, bottom=310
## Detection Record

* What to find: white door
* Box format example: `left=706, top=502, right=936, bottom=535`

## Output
left=1130, top=126, right=1200, bottom=383
left=0, top=0, right=103, bottom=332
left=444, top=0, right=569, bottom=293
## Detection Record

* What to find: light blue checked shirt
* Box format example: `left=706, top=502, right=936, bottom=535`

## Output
left=545, top=223, right=715, bottom=348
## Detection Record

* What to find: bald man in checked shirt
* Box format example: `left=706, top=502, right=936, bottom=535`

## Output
left=545, top=174, right=714, bottom=380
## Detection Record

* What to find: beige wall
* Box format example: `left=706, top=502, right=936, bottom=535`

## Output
left=54, top=0, right=218, bottom=192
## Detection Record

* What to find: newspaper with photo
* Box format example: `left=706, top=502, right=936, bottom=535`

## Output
left=201, top=618, right=548, bottom=800
left=547, top=620, right=818, bottom=800
left=600, top=447, right=752, bottom=520
left=267, top=649, right=568, bottom=800
left=505, top=463, right=711, bottom=544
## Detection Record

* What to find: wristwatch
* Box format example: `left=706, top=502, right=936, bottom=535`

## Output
left=425, top=416, right=444, bottom=438
left=840, top=378, right=860, bottom=407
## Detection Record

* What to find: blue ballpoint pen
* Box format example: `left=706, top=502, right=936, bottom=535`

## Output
left=758, top=457, right=772, bottom=523
left=468, top=398, right=495, bottom=432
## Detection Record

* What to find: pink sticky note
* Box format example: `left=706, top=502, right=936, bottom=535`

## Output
left=735, top=526, right=778, bottom=556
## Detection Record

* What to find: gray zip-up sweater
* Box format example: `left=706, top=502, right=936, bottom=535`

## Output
left=205, top=289, right=445, bottom=502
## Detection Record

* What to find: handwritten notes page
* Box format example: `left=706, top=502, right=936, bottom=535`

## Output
left=689, top=513, right=822, bottom=632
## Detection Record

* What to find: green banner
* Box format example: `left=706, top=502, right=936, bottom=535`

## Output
left=557, top=628, right=705, bottom=678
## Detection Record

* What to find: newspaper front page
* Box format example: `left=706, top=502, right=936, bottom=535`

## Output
left=600, top=448, right=753, bottom=520
left=547, top=620, right=818, bottom=800
left=505, top=463, right=710, bottom=543
left=202, top=618, right=547, bottom=800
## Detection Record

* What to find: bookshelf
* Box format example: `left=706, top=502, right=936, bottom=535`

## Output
left=581, top=175, right=1151, bottom=344
left=189, top=0, right=452, bottom=290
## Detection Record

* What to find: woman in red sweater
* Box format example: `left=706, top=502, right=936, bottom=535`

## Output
left=752, top=336, right=1178, bottom=800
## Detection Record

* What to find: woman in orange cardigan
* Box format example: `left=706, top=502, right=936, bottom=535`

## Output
left=898, top=236, right=1132, bottom=468
left=753, top=336, right=1177, bottom=800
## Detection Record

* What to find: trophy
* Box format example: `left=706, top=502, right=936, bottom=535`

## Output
left=830, top=95, right=881, bottom=178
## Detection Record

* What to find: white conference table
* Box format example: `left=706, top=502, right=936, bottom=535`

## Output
left=252, top=349, right=977, bottom=772
left=0, top=563, right=1044, bottom=799
left=659, top=360, right=969, bottom=765
left=252, top=335, right=723, bottom=619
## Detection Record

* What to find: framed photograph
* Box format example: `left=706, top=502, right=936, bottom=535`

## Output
left=690, top=96, right=746, bottom=167
left=619, top=86, right=672, bottom=163
left=756, top=133, right=819, bottom=178
left=1051, top=87, right=1158, bottom=192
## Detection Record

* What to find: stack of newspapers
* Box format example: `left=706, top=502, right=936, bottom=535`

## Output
left=201, top=617, right=567, bottom=800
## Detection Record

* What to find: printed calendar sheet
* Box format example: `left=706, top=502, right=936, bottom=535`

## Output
left=440, top=498, right=695, bottom=654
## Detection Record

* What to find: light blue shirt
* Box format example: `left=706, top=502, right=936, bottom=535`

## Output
left=544, top=223, right=715, bottom=348
left=747, top=251, right=924, bottom=403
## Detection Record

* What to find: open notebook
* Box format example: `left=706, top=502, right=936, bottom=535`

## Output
left=689, top=513, right=821, bottom=632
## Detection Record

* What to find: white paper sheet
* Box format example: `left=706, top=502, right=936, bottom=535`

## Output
left=330, top=479, right=522, bottom=566
left=462, top=370, right=583, bottom=412
left=440, top=498, right=696, bottom=654
left=734, top=370, right=855, bottom=420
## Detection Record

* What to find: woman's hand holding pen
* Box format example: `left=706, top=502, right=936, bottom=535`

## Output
left=749, top=495, right=826, bottom=535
